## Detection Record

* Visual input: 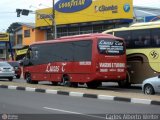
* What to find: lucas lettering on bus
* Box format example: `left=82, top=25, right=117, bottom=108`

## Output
left=46, top=63, right=67, bottom=72
left=99, top=63, right=125, bottom=68
left=46, top=63, right=60, bottom=72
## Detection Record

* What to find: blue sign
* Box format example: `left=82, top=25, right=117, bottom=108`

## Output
left=123, top=4, right=130, bottom=12
left=55, top=0, right=92, bottom=13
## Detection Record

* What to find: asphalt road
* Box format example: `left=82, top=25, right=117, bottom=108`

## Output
left=0, top=88, right=160, bottom=120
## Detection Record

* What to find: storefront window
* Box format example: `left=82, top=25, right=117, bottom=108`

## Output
left=68, top=27, right=79, bottom=36
left=80, top=26, right=92, bottom=34
left=93, top=25, right=103, bottom=33
left=46, top=30, right=54, bottom=40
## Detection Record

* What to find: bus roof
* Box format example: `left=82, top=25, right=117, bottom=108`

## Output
left=102, top=21, right=160, bottom=33
left=31, top=33, right=122, bottom=46
left=130, top=21, right=160, bottom=27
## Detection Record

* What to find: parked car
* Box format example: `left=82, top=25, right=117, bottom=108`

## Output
left=142, top=76, right=160, bottom=95
left=7, top=61, right=21, bottom=79
left=0, top=61, right=15, bottom=81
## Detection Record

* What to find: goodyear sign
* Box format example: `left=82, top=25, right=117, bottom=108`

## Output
left=36, top=0, right=133, bottom=27
left=55, top=0, right=92, bottom=13
left=0, top=33, right=9, bottom=41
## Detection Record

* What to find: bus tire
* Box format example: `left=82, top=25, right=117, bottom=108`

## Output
left=87, top=81, right=101, bottom=89
left=26, top=73, right=32, bottom=83
left=25, top=73, right=38, bottom=84
left=62, top=75, right=71, bottom=87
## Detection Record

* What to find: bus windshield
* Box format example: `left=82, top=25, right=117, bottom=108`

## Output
left=98, top=39, right=125, bottom=55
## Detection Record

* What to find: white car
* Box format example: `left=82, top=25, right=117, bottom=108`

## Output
left=0, top=61, right=15, bottom=81
left=142, top=76, right=160, bottom=95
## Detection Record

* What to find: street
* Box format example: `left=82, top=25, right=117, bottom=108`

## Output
left=0, top=88, right=160, bottom=120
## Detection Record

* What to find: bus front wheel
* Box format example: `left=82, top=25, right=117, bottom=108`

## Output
left=26, top=73, right=38, bottom=84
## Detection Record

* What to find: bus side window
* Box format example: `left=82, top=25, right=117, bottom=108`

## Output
left=31, top=50, right=39, bottom=60
left=134, top=36, right=144, bottom=46
left=151, top=28, right=160, bottom=47
left=114, top=31, right=131, bottom=48
left=153, top=36, right=160, bottom=46
left=132, top=29, right=150, bottom=48
left=144, top=36, right=150, bottom=46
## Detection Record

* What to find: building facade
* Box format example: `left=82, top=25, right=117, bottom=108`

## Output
left=35, top=0, right=133, bottom=39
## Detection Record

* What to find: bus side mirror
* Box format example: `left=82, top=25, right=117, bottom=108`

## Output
left=158, top=75, right=160, bottom=78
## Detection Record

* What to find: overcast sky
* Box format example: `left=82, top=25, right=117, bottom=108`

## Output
left=0, top=0, right=160, bottom=32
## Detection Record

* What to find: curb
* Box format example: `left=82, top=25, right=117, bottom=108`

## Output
left=0, top=84, right=160, bottom=106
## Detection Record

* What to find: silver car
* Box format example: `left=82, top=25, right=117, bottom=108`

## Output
left=142, top=76, right=160, bottom=95
left=0, top=61, right=15, bottom=81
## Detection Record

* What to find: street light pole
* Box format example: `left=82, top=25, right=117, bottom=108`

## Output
left=53, top=0, right=57, bottom=39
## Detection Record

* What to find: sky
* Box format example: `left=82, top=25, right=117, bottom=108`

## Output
left=0, top=0, right=160, bottom=32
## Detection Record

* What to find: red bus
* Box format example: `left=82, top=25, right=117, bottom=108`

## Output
left=22, top=33, right=126, bottom=88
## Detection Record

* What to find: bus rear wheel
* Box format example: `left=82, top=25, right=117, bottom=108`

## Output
left=62, top=75, right=71, bottom=87
left=62, top=75, right=78, bottom=87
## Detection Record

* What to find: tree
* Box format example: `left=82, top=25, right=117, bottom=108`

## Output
left=6, top=23, right=21, bottom=33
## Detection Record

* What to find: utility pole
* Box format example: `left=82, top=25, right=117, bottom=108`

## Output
left=53, top=0, right=57, bottom=39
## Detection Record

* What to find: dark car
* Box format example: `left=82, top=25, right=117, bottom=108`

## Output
left=8, top=61, right=22, bottom=79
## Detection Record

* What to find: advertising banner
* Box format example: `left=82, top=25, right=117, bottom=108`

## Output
left=36, top=0, right=133, bottom=27
left=0, top=33, right=9, bottom=41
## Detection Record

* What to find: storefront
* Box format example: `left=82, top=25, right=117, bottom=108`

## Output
left=36, top=0, right=133, bottom=39
left=0, top=33, right=13, bottom=60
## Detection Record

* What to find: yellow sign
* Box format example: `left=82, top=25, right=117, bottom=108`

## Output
left=0, top=33, right=9, bottom=41
left=36, top=0, right=133, bottom=27
left=16, top=49, right=28, bottom=56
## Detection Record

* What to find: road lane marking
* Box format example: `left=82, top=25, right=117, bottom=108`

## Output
left=43, top=107, right=105, bottom=119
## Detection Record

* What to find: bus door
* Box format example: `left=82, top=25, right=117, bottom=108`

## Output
left=97, top=39, right=126, bottom=76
